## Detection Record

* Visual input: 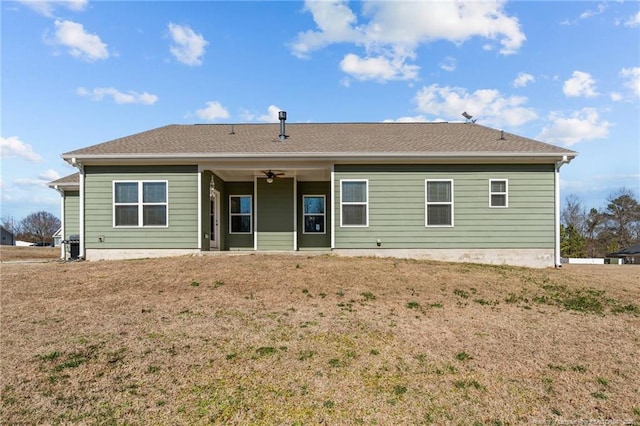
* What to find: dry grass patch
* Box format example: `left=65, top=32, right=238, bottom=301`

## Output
left=1, top=255, right=639, bottom=424
left=0, top=245, right=59, bottom=261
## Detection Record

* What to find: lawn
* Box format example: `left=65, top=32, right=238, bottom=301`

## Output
left=1, top=252, right=639, bottom=425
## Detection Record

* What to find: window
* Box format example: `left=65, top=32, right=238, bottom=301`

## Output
left=341, top=180, right=368, bottom=227
left=489, top=179, right=508, bottom=208
left=114, top=181, right=167, bottom=227
left=303, top=195, right=325, bottom=233
left=426, top=180, right=453, bottom=227
left=230, top=195, right=252, bottom=233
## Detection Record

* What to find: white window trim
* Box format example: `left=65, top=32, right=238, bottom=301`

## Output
left=302, top=194, right=326, bottom=234
left=425, top=179, right=454, bottom=227
left=340, top=179, right=369, bottom=227
left=113, top=180, right=169, bottom=228
left=229, top=194, right=252, bottom=234
left=489, top=179, right=509, bottom=208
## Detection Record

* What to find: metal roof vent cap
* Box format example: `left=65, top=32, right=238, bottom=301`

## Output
left=278, top=111, right=288, bottom=141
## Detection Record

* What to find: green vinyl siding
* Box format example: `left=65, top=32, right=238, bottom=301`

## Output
left=257, top=232, right=294, bottom=250
left=297, top=181, right=331, bottom=248
left=256, top=178, right=294, bottom=250
left=334, top=164, right=556, bottom=249
left=64, top=190, right=80, bottom=239
left=83, top=165, right=198, bottom=249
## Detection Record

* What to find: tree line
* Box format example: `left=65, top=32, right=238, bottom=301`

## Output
left=561, top=188, right=640, bottom=258
left=1, top=211, right=61, bottom=245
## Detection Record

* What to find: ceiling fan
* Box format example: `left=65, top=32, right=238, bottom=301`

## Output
left=261, top=170, right=284, bottom=183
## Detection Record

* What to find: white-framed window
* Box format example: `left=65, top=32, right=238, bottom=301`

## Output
left=113, top=181, right=168, bottom=227
left=489, top=179, right=508, bottom=208
left=229, top=195, right=252, bottom=234
left=425, top=179, right=454, bottom=227
left=303, top=195, right=326, bottom=234
left=340, top=179, right=368, bottom=227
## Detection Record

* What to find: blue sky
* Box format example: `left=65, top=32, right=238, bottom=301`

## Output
left=1, top=0, right=639, bottom=221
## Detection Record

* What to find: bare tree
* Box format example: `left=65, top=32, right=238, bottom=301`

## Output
left=18, top=211, right=60, bottom=245
left=1, top=216, right=21, bottom=234
left=561, top=194, right=587, bottom=234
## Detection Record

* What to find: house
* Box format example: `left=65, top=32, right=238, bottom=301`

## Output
left=49, top=115, right=577, bottom=267
left=1, top=225, right=15, bottom=246
left=52, top=228, right=62, bottom=247
left=607, top=243, right=640, bottom=264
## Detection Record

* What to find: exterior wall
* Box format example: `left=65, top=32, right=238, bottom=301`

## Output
left=83, top=165, right=199, bottom=250
left=256, top=178, right=294, bottom=250
left=64, top=190, right=80, bottom=239
left=297, top=181, right=331, bottom=249
left=334, top=164, right=556, bottom=250
left=225, top=181, right=253, bottom=249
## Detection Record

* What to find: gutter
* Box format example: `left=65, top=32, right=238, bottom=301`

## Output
left=63, top=151, right=578, bottom=165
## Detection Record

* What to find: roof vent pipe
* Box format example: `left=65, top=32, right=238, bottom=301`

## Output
left=500, top=130, right=505, bottom=140
left=278, top=111, right=287, bottom=141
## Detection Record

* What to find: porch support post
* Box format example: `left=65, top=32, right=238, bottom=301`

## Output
left=197, top=171, right=202, bottom=250
left=253, top=176, right=258, bottom=251
left=330, top=164, right=335, bottom=249
left=293, top=177, right=298, bottom=250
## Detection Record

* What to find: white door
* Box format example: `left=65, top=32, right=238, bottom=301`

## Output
left=210, top=190, right=220, bottom=249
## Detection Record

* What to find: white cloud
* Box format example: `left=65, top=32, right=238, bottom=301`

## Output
left=536, top=108, right=611, bottom=146
left=50, top=19, right=109, bottom=61
left=383, top=115, right=429, bottom=123
left=257, top=105, right=283, bottom=123
left=291, top=0, right=525, bottom=83
left=578, top=2, right=606, bottom=20
left=289, top=1, right=362, bottom=59
left=14, top=170, right=61, bottom=188
left=563, top=71, right=598, bottom=98
left=0, top=136, right=43, bottom=162
left=39, top=169, right=61, bottom=182
left=340, top=52, right=419, bottom=82
left=413, top=84, right=538, bottom=128
left=77, top=87, right=158, bottom=105
left=610, top=92, right=623, bottom=102
left=168, top=23, right=208, bottom=66
left=624, top=11, right=640, bottom=27
left=439, top=56, right=456, bottom=72
left=620, top=67, right=640, bottom=97
left=19, top=0, right=88, bottom=17
left=196, top=101, right=230, bottom=121
left=513, top=72, right=535, bottom=88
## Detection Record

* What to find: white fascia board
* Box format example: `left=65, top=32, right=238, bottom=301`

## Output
left=63, top=151, right=577, bottom=165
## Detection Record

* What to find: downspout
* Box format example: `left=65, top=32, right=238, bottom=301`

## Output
left=554, top=155, right=569, bottom=267
left=72, top=158, right=85, bottom=260
left=54, top=185, right=65, bottom=260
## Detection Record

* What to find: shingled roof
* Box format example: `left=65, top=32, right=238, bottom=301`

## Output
left=48, top=172, right=79, bottom=189
left=62, top=122, right=577, bottom=161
